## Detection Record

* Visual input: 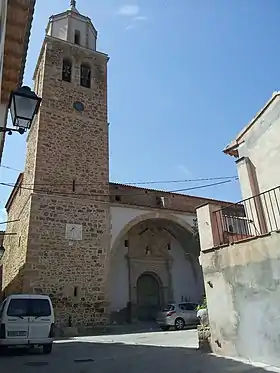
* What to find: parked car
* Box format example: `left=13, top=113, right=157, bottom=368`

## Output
left=0, top=294, right=55, bottom=354
left=156, top=302, right=199, bottom=330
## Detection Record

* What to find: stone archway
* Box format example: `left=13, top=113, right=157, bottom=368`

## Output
left=110, top=211, right=195, bottom=253
left=107, top=213, right=204, bottom=323
left=136, top=272, right=162, bottom=321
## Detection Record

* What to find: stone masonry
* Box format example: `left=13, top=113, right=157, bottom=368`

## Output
left=3, top=35, right=110, bottom=327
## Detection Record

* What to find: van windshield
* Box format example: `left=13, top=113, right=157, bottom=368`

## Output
left=7, top=298, right=51, bottom=318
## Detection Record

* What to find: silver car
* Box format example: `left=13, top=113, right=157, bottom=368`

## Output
left=156, top=302, right=199, bottom=331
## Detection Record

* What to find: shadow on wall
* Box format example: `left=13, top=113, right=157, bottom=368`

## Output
left=0, top=340, right=275, bottom=373
left=1, top=265, right=25, bottom=301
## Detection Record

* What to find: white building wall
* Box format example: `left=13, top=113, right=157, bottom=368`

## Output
left=48, top=13, right=97, bottom=51
left=69, top=16, right=87, bottom=47
left=110, top=206, right=151, bottom=247
left=238, top=95, right=280, bottom=196
left=108, top=243, right=129, bottom=312
left=169, top=237, right=198, bottom=303
left=48, top=17, right=68, bottom=41
left=88, top=28, right=96, bottom=50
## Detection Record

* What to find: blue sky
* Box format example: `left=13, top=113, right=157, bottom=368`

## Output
left=0, top=0, right=279, bottom=221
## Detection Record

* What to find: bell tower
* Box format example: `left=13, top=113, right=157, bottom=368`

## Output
left=21, top=1, right=110, bottom=327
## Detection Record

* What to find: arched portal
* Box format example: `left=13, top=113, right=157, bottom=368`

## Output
left=137, top=272, right=162, bottom=321
left=107, top=216, right=204, bottom=323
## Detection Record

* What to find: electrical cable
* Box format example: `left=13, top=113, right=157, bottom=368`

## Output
left=0, top=175, right=238, bottom=187
left=0, top=178, right=238, bottom=198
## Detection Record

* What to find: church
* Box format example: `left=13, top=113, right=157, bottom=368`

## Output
left=2, top=1, right=228, bottom=329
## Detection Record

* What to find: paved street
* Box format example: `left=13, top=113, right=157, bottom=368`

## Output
left=0, top=329, right=279, bottom=373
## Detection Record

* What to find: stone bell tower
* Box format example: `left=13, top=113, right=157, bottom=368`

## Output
left=16, top=1, right=110, bottom=327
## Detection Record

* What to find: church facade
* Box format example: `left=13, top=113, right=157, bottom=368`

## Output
left=2, top=2, right=229, bottom=328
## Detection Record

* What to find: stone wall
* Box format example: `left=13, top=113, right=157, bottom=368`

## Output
left=2, top=35, right=110, bottom=327
left=30, top=36, right=109, bottom=198
left=23, top=192, right=110, bottom=326
left=109, top=183, right=232, bottom=213
left=2, top=173, right=32, bottom=295
left=201, top=231, right=280, bottom=367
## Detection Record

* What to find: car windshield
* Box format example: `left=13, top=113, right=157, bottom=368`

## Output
left=7, top=298, right=51, bottom=318
left=162, top=304, right=175, bottom=311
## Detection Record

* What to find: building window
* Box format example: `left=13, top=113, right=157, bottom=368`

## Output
left=62, top=58, right=72, bottom=82
left=74, top=30, right=80, bottom=45
left=80, top=64, right=91, bottom=88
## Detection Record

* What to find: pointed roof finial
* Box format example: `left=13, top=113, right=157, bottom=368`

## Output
left=70, top=0, right=76, bottom=8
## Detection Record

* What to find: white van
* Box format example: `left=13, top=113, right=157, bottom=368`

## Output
left=0, top=294, right=55, bottom=354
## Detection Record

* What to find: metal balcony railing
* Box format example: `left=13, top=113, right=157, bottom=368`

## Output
left=213, top=186, right=280, bottom=246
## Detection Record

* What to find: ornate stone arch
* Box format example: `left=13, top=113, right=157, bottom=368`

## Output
left=110, top=211, right=195, bottom=254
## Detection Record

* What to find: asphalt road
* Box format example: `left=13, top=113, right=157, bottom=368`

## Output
left=0, top=329, right=279, bottom=373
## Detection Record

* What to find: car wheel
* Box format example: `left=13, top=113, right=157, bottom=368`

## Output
left=175, top=318, right=185, bottom=330
left=160, top=326, right=170, bottom=331
left=43, top=343, right=53, bottom=354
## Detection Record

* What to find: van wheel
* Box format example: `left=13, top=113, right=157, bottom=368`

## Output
left=43, top=344, right=52, bottom=354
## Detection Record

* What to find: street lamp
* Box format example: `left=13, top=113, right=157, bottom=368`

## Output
left=0, top=245, right=5, bottom=261
left=0, top=86, right=42, bottom=135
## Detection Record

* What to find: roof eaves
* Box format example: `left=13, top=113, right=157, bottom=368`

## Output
left=18, top=0, right=36, bottom=87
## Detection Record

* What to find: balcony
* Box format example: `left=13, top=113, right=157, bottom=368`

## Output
left=213, top=186, right=280, bottom=246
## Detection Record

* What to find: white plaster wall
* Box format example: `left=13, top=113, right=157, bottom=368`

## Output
left=88, top=28, right=96, bottom=50
left=49, top=17, right=68, bottom=41
left=174, top=212, right=196, bottom=227
left=108, top=243, right=129, bottom=311
left=238, top=95, right=280, bottom=196
left=110, top=206, right=151, bottom=247
left=69, top=16, right=87, bottom=47
left=236, top=158, right=252, bottom=200
left=201, top=231, right=280, bottom=366
left=49, top=14, right=96, bottom=51
left=169, top=237, right=198, bottom=303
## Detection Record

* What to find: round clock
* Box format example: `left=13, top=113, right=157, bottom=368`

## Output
left=73, top=101, right=85, bottom=112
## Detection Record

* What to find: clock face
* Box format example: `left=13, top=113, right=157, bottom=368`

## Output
left=65, top=223, right=83, bottom=241
left=73, top=101, right=85, bottom=112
